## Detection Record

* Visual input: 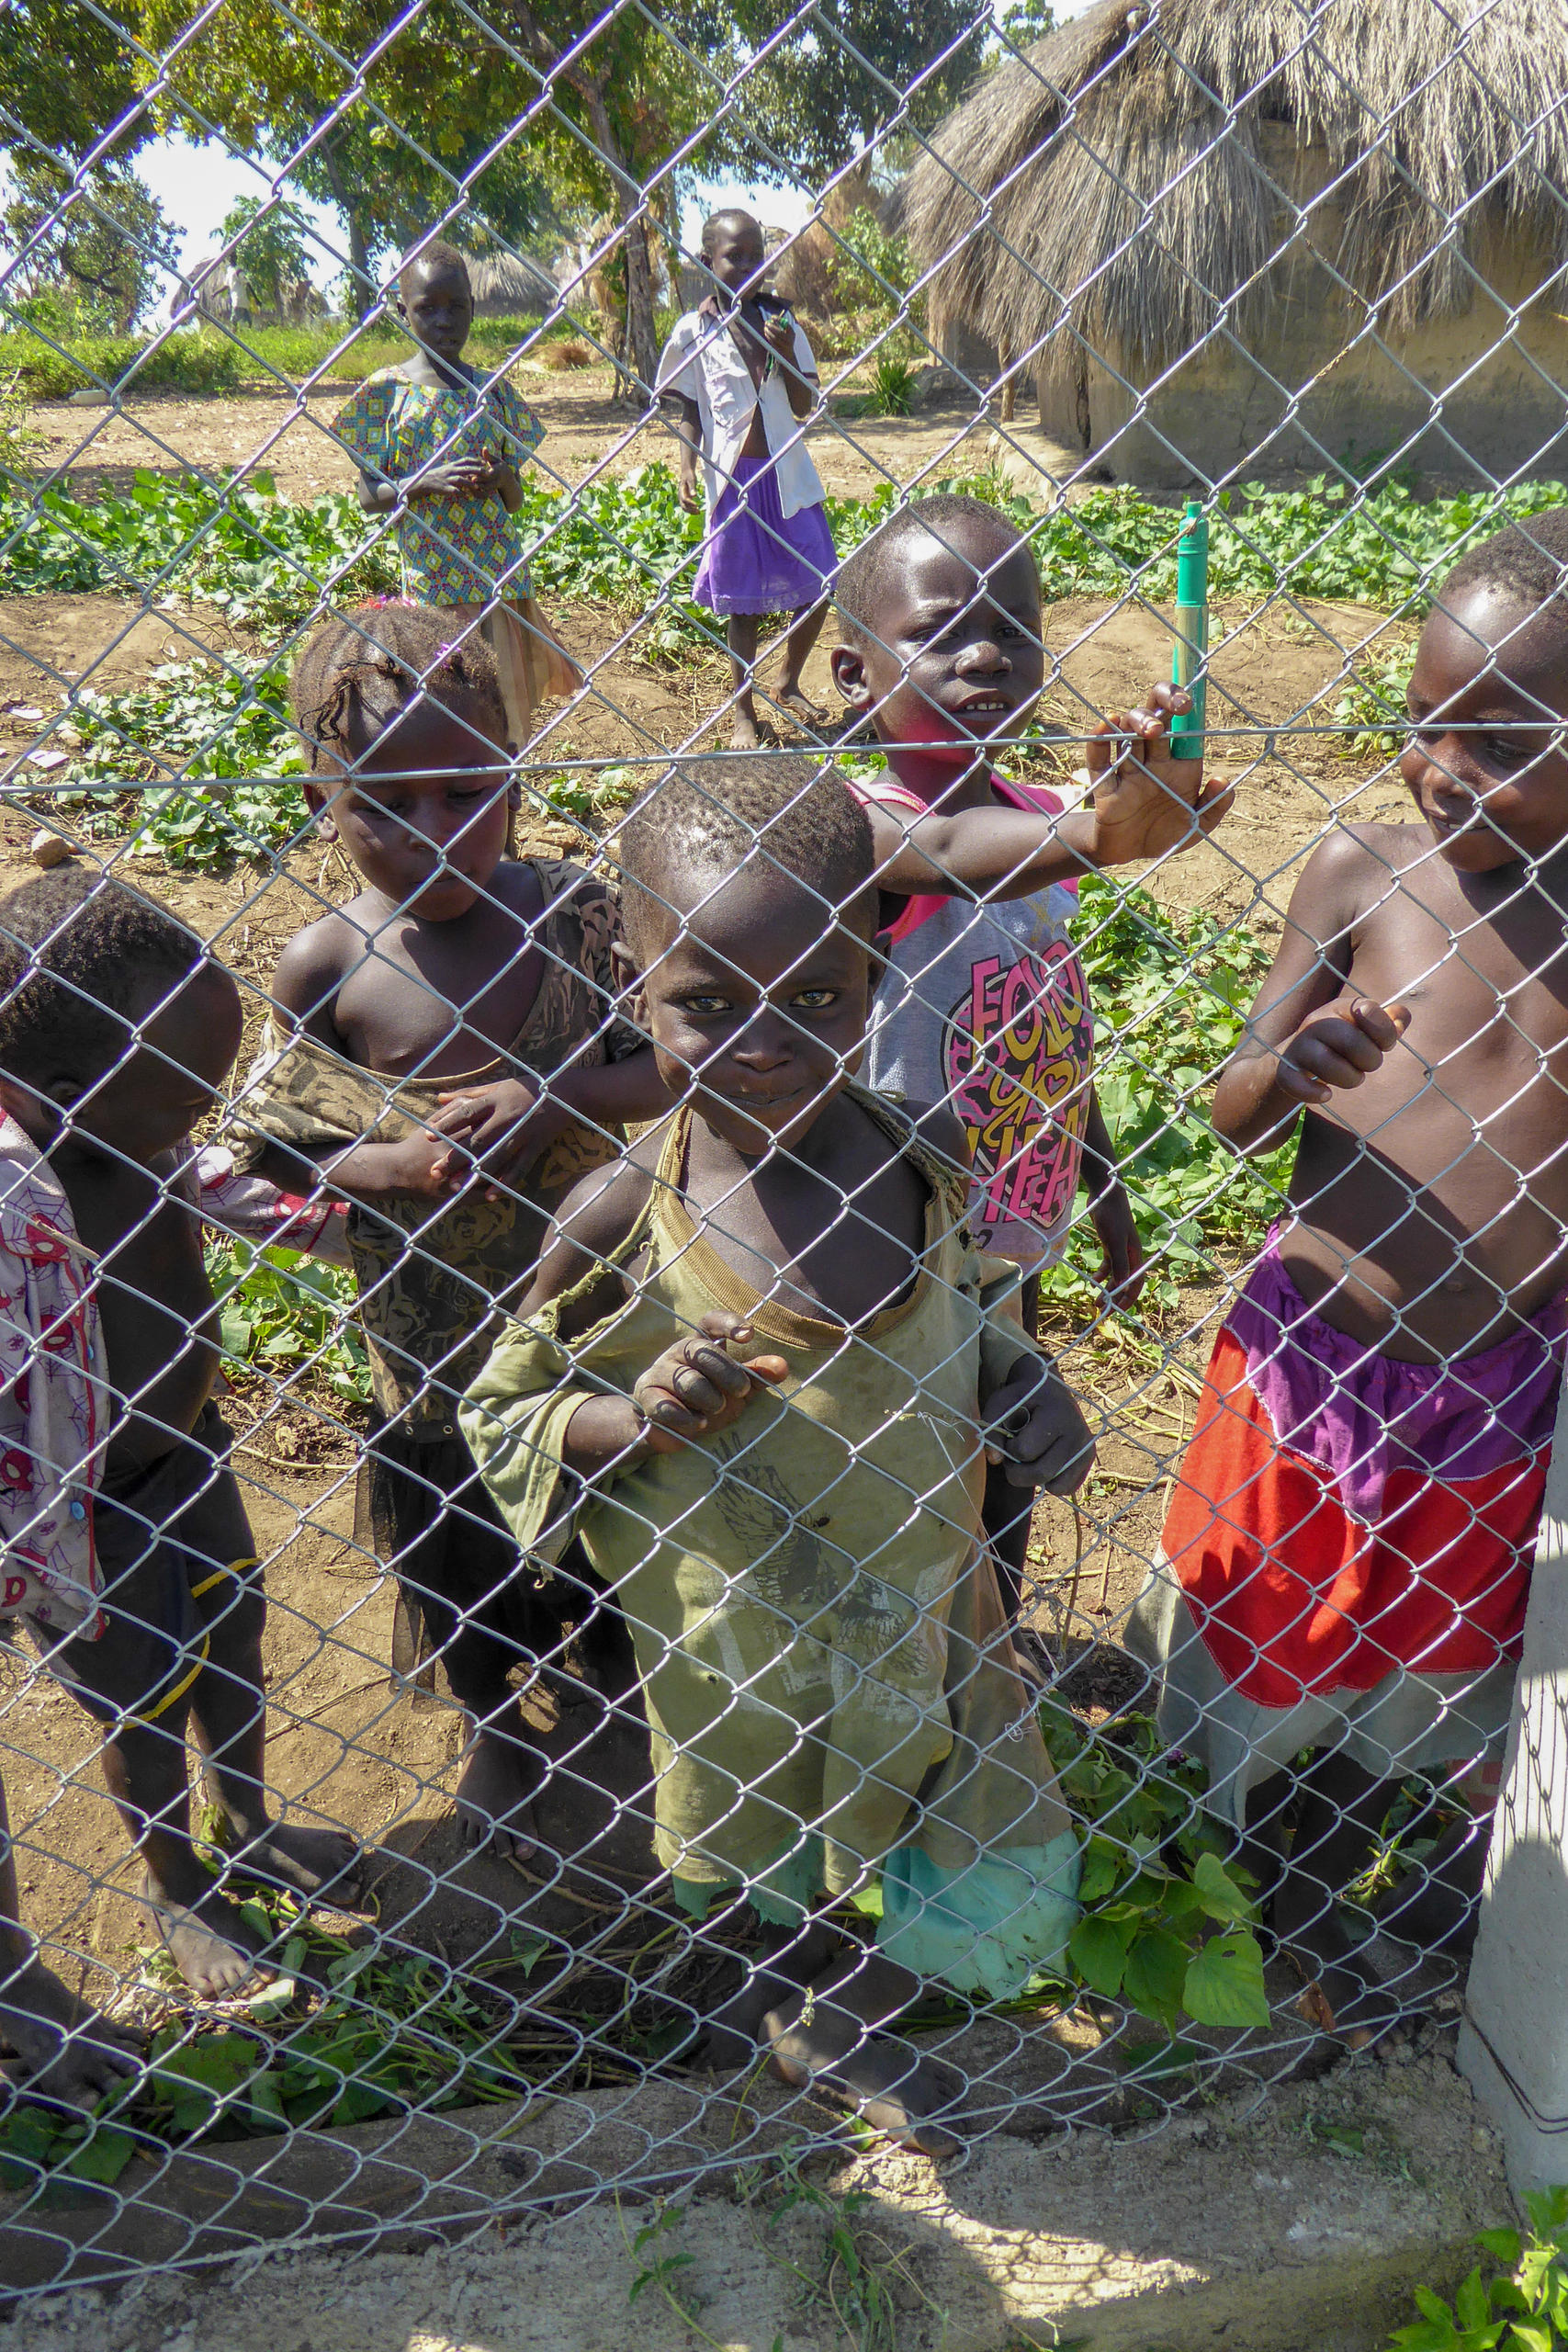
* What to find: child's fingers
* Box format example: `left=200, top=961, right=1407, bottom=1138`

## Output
left=1351, top=999, right=1409, bottom=1048
left=743, top=1352, right=790, bottom=1386
left=1193, top=776, right=1235, bottom=831
left=1285, top=1015, right=1386, bottom=1091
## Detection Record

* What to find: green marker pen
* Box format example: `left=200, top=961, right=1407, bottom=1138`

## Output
left=1170, top=498, right=1208, bottom=759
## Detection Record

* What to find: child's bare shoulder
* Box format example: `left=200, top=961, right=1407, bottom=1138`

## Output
left=271, top=907, right=365, bottom=1025
left=1287, top=820, right=1430, bottom=929
left=524, top=1122, right=670, bottom=1314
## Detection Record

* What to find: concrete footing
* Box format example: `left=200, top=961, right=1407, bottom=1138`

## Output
left=0, top=2041, right=1512, bottom=2350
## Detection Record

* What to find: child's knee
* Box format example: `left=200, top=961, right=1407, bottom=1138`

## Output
left=194, top=1557, right=265, bottom=1661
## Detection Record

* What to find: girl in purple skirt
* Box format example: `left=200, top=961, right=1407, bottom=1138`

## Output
left=657, top=210, right=837, bottom=749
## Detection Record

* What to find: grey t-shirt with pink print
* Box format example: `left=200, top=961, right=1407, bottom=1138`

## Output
left=846, top=772, right=1094, bottom=1274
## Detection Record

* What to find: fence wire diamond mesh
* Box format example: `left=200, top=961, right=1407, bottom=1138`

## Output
left=0, top=0, right=1562, bottom=2304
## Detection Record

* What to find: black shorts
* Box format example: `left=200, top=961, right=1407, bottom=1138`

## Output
left=54, top=1404, right=258, bottom=1727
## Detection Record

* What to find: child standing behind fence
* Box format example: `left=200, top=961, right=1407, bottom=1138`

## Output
left=658, top=209, right=836, bottom=750
left=1130, top=510, right=1568, bottom=2041
left=465, top=757, right=1094, bottom=2155
left=336, top=239, right=578, bottom=755
left=0, top=868, right=358, bottom=2001
left=830, top=495, right=1232, bottom=1636
left=234, top=603, right=671, bottom=1860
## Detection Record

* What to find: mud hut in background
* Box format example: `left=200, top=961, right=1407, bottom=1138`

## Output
left=468, top=252, right=558, bottom=318
left=892, top=0, right=1568, bottom=485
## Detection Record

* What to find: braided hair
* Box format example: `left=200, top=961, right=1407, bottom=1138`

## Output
left=288, top=601, right=506, bottom=774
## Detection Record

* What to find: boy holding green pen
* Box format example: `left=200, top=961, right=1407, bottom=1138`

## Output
left=829, top=493, right=1231, bottom=1639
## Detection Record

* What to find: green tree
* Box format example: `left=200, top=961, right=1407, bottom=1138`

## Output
left=702, top=0, right=989, bottom=190
left=216, top=196, right=316, bottom=311
left=0, top=0, right=148, bottom=166
left=137, top=0, right=595, bottom=314
left=3, top=153, right=178, bottom=332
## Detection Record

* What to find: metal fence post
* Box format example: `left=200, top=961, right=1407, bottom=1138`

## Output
left=1460, top=1371, right=1568, bottom=2198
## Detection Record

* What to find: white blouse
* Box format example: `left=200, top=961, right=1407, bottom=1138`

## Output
left=656, top=305, right=827, bottom=519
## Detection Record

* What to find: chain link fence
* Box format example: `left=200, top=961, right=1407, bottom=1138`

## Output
left=0, top=0, right=1562, bottom=2306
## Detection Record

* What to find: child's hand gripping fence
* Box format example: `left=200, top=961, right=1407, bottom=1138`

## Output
left=0, top=0, right=1563, bottom=2318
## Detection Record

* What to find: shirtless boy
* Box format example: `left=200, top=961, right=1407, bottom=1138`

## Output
left=0, top=868, right=355, bottom=1997
left=239, top=602, right=669, bottom=1859
left=1131, top=510, right=1568, bottom=2036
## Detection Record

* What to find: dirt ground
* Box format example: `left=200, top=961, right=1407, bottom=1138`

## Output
left=24, top=366, right=1074, bottom=510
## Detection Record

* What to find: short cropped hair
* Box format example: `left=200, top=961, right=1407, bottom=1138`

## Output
left=835, top=493, right=1038, bottom=647
left=400, top=239, right=471, bottom=295
left=0, top=867, right=204, bottom=1089
left=289, top=601, right=505, bottom=773
left=617, top=756, right=875, bottom=958
left=700, top=209, right=762, bottom=256
left=1441, top=505, right=1568, bottom=632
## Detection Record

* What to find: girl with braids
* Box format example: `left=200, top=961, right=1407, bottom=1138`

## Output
left=232, top=602, right=671, bottom=1860
left=336, top=242, right=578, bottom=756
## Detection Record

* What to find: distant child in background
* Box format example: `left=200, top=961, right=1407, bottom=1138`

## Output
left=0, top=869, right=357, bottom=2000
left=1129, top=508, right=1568, bottom=2041
left=466, top=759, right=1094, bottom=2156
left=658, top=209, right=836, bottom=750
left=830, top=494, right=1232, bottom=1637
left=336, top=239, right=578, bottom=755
left=236, top=603, right=671, bottom=1861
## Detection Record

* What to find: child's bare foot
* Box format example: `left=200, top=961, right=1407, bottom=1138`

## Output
left=143, top=1879, right=275, bottom=2001
left=227, top=1821, right=364, bottom=1909
left=764, top=1994, right=966, bottom=2158
left=775, top=685, right=828, bottom=731
left=1279, top=1909, right=1404, bottom=2049
left=0, top=1959, right=142, bottom=2108
left=455, top=1725, right=541, bottom=1861
left=728, top=711, right=761, bottom=751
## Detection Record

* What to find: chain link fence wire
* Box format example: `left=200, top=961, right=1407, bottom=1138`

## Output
left=0, top=0, right=1562, bottom=2302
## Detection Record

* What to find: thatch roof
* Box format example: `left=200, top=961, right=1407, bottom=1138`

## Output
left=892, top=0, right=1568, bottom=381
left=468, top=252, right=557, bottom=313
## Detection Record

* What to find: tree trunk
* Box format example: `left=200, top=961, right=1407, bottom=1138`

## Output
left=584, top=93, right=658, bottom=395
left=321, top=138, right=373, bottom=312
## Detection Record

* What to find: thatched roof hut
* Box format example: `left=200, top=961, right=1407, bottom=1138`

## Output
left=468, top=252, right=557, bottom=317
left=893, top=0, right=1568, bottom=483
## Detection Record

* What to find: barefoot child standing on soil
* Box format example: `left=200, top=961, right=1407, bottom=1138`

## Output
left=1129, top=510, right=1568, bottom=2040
left=830, top=495, right=1232, bottom=1641
left=465, top=758, right=1093, bottom=2154
left=234, top=603, right=671, bottom=1860
left=657, top=210, right=836, bottom=749
left=0, top=868, right=358, bottom=1998
left=336, top=239, right=578, bottom=755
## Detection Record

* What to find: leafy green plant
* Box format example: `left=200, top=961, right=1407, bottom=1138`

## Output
left=863, top=351, right=919, bottom=417
left=1334, top=646, right=1417, bottom=758
left=207, top=1238, right=372, bottom=1407
left=45, top=653, right=310, bottom=870
left=1040, top=875, right=1292, bottom=1317
left=0, top=466, right=397, bottom=623
left=0, top=368, right=42, bottom=485
left=0, top=327, right=246, bottom=402
left=1388, top=2188, right=1568, bottom=2350
left=1040, top=1700, right=1271, bottom=2033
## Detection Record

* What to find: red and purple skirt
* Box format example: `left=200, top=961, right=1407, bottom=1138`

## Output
left=1126, top=1237, right=1566, bottom=1825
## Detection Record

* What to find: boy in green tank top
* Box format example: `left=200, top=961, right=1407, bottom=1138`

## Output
left=463, top=755, right=1095, bottom=2155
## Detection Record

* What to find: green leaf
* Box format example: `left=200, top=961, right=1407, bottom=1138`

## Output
left=1122, top=1928, right=1190, bottom=2028
left=1068, top=1915, right=1130, bottom=1997
left=1476, top=2232, right=1523, bottom=2270
left=1182, top=1928, right=1270, bottom=2029
left=1191, top=1849, right=1256, bottom=1923
left=63, top=2128, right=138, bottom=2186
left=1454, top=2269, right=1493, bottom=2330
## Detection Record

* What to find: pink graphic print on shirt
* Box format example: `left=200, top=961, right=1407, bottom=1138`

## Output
left=942, top=941, right=1094, bottom=1238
